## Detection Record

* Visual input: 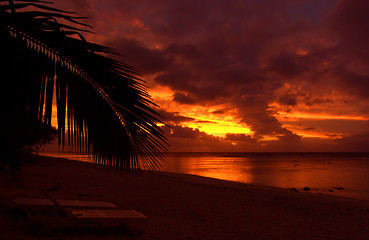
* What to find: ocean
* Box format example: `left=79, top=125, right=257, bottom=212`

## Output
left=39, top=152, right=369, bottom=200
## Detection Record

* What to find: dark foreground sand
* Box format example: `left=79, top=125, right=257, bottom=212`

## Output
left=1, top=155, right=369, bottom=240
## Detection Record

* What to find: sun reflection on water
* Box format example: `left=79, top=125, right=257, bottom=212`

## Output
left=161, top=153, right=369, bottom=200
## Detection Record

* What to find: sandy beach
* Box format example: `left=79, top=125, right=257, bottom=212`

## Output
left=1, top=155, right=369, bottom=240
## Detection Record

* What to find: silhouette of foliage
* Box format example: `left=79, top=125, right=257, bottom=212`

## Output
left=0, top=0, right=167, bottom=172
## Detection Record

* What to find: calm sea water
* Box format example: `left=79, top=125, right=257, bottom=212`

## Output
left=39, top=152, right=369, bottom=200
left=162, top=152, right=369, bottom=200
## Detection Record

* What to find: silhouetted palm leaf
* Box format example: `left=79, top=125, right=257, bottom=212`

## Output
left=0, top=0, right=167, bottom=172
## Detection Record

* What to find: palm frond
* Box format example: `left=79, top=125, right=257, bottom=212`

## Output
left=0, top=1, right=167, bottom=172
left=0, top=2, right=74, bottom=13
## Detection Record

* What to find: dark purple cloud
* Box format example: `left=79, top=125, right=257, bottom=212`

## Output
left=109, top=38, right=172, bottom=74
left=278, top=92, right=298, bottom=106
left=160, top=125, right=221, bottom=142
left=156, top=109, right=195, bottom=124
left=225, top=134, right=257, bottom=143
left=329, top=0, right=369, bottom=55
left=269, top=53, right=309, bottom=79
left=327, top=0, right=369, bottom=98
left=154, top=70, right=195, bottom=92
left=211, top=109, right=226, bottom=114
left=335, top=132, right=369, bottom=152
left=50, top=0, right=369, bottom=151
left=164, top=125, right=202, bottom=139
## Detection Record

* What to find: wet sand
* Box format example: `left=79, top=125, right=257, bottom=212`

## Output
left=1, top=155, right=369, bottom=239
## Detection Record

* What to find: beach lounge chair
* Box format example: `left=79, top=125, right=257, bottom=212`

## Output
left=71, top=209, right=147, bottom=221
left=14, top=193, right=147, bottom=234
left=14, top=198, right=118, bottom=208
left=14, top=197, right=146, bottom=218
left=22, top=208, right=147, bottom=226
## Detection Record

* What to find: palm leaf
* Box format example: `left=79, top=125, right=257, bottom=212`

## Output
left=0, top=0, right=167, bottom=172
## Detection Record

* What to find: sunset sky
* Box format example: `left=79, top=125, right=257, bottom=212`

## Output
left=52, top=0, right=369, bottom=152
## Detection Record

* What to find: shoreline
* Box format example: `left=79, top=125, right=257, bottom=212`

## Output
left=35, top=154, right=369, bottom=202
left=1, top=155, right=369, bottom=239
left=38, top=151, right=369, bottom=201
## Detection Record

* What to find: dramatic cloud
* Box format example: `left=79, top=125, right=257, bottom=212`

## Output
left=225, top=134, right=257, bottom=143
left=335, top=132, right=369, bottom=152
left=156, top=109, right=195, bottom=124
left=110, top=38, right=172, bottom=74
left=52, top=0, right=369, bottom=151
